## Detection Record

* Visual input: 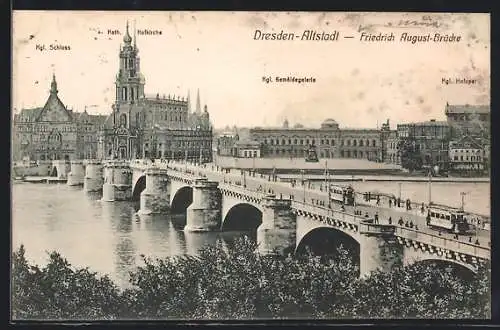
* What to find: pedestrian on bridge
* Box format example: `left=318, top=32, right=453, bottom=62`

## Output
left=376, top=195, right=380, bottom=206
left=421, top=203, right=425, bottom=214
left=389, top=199, right=392, bottom=208
left=374, top=213, right=379, bottom=224
left=475, top=239, right=480, bottom=245
left=388, top=216, right=392, bottom=224
left=409, top=221, right=414, bottom=228
left=398, top=217, right=404, bottom=226
left=404, top=221, right=409, bottom=227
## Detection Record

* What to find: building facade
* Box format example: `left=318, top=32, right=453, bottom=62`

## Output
left=234, top=140, right=261, bottom=158
left=12, top=75, right=106, bottom=162
left=448, top=135, right=486, bottom=175
left=97, top=22, right=213, bottom=162
left=396, top=119, right=451, bottom=169
left=249, top=118, right=386, bottom=161
left=445, top=103, right=490, bottom=139
left=216, top=132, right=239, bottom=157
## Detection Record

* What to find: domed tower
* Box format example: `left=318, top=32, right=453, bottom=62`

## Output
left=115, top=20, right=145, bottom=106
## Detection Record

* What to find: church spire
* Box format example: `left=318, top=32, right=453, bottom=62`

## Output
left=123, top=20, right=132, bottom=44
left=187, top=90, right=191, bottom=112
left=133, top=20, right=137, bottom=49
left=196, top=88, right=201, bottom=114
left=50, top=73, right=58, bottom=95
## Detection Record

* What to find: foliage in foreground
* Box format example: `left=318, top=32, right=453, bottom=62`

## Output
left=11, top=237, right=490, bottom=320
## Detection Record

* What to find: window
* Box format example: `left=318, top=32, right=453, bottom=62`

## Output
left=360, top=140, right=364, bottom=146
left=332, top=139, right=335, bottom=146
left=372, top=139, right=376, bottom=147
left=353, top=140, right=357, bottom=147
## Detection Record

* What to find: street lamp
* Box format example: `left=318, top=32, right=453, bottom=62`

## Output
left=301, top=169, right=306, bottom=202
left=427, top=168, right=433, bottom=207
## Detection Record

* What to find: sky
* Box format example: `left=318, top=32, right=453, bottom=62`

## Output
left=12, top=11, right=490, bottom=129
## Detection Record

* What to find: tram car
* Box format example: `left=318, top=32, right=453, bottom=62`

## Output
left=426, top=203, right=470, bottom=234
left=329, top=184, right=355, bottom=206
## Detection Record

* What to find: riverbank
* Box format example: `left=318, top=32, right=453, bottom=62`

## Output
left=279, top=174, right=490, bottom=184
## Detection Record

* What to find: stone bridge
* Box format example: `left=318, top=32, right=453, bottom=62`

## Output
left=71, top=159, right=490, bottom=277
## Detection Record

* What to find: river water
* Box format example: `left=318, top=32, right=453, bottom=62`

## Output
left=12, top=180, right=490, bottom=288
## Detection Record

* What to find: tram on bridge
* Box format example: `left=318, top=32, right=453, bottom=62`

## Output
left=329, top=184, right=355, bottom=206
left=426, top=203, right=470, bottom=234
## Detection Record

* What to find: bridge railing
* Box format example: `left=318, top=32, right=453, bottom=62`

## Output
left=395, top=226, right=490, bottom=260
left=291, top=200, right=360, bottom=227
left=218, top=182, right=268, bottom=200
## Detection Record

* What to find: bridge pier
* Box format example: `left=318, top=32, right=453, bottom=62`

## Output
left=102, top=161, right=132, bottom=202
left=52, top=160, right=71, bottom=179
left=139, top=168, right=170, bottom=215
left=257, top=195, right=296, bottom=255
left=67, top=160, right=85, bottom=186
left=185, top=178, right=221, bottom=232
left=83, top=160, right=104, bottom=192
left=358, top=221, right=403, bottom=277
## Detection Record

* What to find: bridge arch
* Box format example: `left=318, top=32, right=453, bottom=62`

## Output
left=404, top=254, right=477, bottom=277
left=131, top=175, right=146, bottom=201
left=295, top=226, right=361, bottom=267
left=171, top=186, right=193, bottom=214
left=222, top=203, right=263, bottom=232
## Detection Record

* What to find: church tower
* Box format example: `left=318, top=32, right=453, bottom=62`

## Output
left=115, top=21, right=145, bottom=106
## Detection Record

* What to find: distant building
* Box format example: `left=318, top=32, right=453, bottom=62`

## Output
left=385, top=130, right=400, bottom=164
left=97, top=21, right=212, bottom=162
left=445, top=103, right=490, bottom=139
left=234, top=140, right=261, bottom=158
left=448, top=135, right=485, bottom=175
left=396, top=119, right=450, bottom=169
left=216, top=132, right=239, bottom=156
left=12, top=74, right=107, bottom=161
left=249, top=118, right=386, bottom=161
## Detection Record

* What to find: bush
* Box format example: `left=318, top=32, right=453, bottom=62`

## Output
left=11, top=237, right=491, bottom=320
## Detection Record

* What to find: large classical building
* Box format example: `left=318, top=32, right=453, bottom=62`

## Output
left=12, top=75, right=107, bottom=162
left=97, top=22, right=212, bottom=161
left=249, top=118, right=387, bottom=161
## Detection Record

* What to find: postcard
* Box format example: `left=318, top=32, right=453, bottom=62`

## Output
left=11, top=11, right=490, bottom=321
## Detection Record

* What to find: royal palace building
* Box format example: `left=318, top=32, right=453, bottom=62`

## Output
left=98, top=22, right=212, bottom=162
left=249, top=118, right=387, bottom=161
left=12, top=74, right=107, bottom=162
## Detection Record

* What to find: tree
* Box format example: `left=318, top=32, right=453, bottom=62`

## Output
left=11, top=239, right=491, bottom=320
left=398, top=138, right=423, bottom=172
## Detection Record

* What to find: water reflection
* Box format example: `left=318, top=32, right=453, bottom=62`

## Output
left=12, top=180, right=489, bottom=290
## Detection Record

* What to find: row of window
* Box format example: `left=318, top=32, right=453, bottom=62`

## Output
left=242, top=150, right=259, bottom=158
left=452, top=155, right=483, bottom=162
left=450, top=149, right=482, bottom=154
left=263, top=138, right=378, bottom=147
left=448, top=114, right=489, bottom=121
left=265, top=148, right=377, bottom=158
left=143, top=141, right=211, bottom=148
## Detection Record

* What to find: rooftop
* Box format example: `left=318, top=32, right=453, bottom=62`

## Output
left=445, top=104, right=490, bottom=114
